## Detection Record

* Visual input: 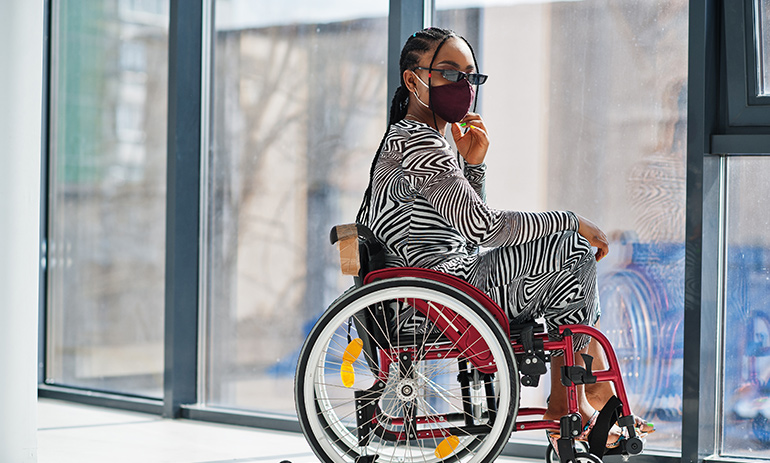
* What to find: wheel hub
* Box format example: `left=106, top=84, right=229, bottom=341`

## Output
left=396, top=378, right=418, bottom=401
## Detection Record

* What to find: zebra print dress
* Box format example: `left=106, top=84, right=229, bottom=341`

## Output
left=363, top=119, right=600, bottom=351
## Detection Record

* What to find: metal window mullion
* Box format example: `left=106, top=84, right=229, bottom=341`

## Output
left=424, top=0, right=435, bottom=27
left=165, top=0, right=204, bottom=419
left=753, top=0, right=765, bottom=96
left=196, top=0, right=214, bottom=410
left=388, top=0, right=428, bottom=124
left=714, top=156, right=730, bottom=456
left=683, top=1, right=721, bottom=462
left=39, top=0, right=53, bottom=386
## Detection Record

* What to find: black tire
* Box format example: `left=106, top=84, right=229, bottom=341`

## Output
left=545, top=440, right=589, bottom=463
left=295, top=277, right=518, bottom=463
left=574, top=453, right=603, bottom=463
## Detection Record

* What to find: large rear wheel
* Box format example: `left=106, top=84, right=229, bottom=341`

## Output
left=295, top=277, right=518, bottom=463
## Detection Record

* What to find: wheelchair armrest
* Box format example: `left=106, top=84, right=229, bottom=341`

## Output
left=330, top=224, right=361, bottom=277
left=330, top=223, right=378, bottom=246
left=330, top=223, right=386, bottom=281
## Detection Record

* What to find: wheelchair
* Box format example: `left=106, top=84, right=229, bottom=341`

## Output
left=295, top=224, right=645, bottom=463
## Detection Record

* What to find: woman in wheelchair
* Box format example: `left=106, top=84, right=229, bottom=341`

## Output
left=296, top=27, right=652, bottom=463
left=356, top=26, right=648, bottom=443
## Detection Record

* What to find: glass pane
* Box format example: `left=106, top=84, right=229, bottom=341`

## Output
left=47, top=0, right=169, bottom=397
left=204, top=0, right=388, bottom=414
left=436, top=0, right=688, bottom=452
left=722, top=157, right=770, bottom=458
left=758, top=0, right=770, bottom=95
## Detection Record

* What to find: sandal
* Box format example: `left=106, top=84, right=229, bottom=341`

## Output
left=617, top=414, right=655, bottom=437
left=546, top=411, right=623, bottom=453
left=583, top=412, right=624, bottom=449
left=546, top=429, right=561, bottom=450
left=633, top=415, right=655, bottom=435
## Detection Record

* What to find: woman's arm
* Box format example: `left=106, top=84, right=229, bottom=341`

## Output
left=449, top=113, right=608, bottom=259
left=455, top=112, right=488, bottom=201
left=462, top=158, right=486, bottom=202
left=406, top=147, right=578, bottom=248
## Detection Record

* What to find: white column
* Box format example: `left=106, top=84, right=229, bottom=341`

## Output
left=0, top=1, right=43, bottom=462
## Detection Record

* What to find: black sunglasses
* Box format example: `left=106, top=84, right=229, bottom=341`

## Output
left=414, top=67, right=488, bottom=85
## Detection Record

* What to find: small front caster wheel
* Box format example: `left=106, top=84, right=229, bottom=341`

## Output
left=574, top=452, right=602, bottom=463
left=545, top=441, right=589, bottom=463
left=626, top=436, right=644, bottom=455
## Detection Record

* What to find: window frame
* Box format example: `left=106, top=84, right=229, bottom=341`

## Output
left=685, top=1, right=770, bottom=463
left=724, top=0, right=770, bottom=126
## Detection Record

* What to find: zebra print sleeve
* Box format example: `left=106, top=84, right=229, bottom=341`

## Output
left=405, top=147, right=579, bottom=248
left=462, top=159, right=486, bottom=202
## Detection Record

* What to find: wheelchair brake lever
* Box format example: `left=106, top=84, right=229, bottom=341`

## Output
left=561, top=354, right=598, bottom=386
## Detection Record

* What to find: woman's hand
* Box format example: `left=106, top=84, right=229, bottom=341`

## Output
left=575, top=214, right=609, bottom=261
left=451, top=112, right=489, bottom=165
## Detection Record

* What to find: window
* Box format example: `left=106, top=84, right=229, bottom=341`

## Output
left=436, top=0, right=688, bottom=452
left=47, top=4, right=770, bottom=463
left=46, top=0, right=169, bottom=397
left=201, top=0, right=388, bottom=414
left=722, top=157, right=770, bottom=458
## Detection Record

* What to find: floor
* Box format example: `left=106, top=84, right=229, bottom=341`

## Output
left=37, top=399, right=538, bottom=462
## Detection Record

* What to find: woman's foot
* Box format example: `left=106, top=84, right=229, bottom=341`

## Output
left=584, top=381, right=614, bottom=410
left=632, top=416, right=655, bottom=435
left=584, top=383, right=655, bottom=434
left=542, top=404, right=596, bottom=429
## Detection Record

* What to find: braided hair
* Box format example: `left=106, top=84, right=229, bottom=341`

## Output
left=355, top=27, right=480, bottom=224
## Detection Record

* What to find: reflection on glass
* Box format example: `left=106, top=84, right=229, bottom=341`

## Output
left=758, top=0, right=770, bottom=95
left=47, top=0, right=169, bottom=397
left=722, top=158, right=770, bottom=458
left=204, top=0, right=387, bottom=414
left=436, top=0, right=688, bottom=452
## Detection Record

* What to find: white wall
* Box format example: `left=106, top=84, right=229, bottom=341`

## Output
left=0, top=1, right=43, bottom=461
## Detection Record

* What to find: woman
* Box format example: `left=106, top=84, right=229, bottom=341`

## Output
left=356, top=27, right=651, bottom=446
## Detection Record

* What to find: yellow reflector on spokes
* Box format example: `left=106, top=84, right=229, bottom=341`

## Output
left=343, top=338, right=363, bottom=363
left=435, top=435, right=460, bottom=459
left=340, top=361, right=355, bottom=388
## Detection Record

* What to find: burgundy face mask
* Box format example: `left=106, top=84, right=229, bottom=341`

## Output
left=428, top=78, right=475, bottom=123
left=413, top=72, right=475, bottom=124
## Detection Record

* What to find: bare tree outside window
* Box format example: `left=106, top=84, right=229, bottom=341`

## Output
left=47, top=0, right=169, bottom=397
left=203, top=10, right=387, bottom=412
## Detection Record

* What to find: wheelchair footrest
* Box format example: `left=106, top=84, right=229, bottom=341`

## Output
left=587, top=395, right=624, bottom=459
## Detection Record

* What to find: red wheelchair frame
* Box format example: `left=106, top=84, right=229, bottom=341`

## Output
left=362, top=267, right=642, bottom=460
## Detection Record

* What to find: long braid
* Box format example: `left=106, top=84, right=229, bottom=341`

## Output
left=356, top=27, right=467, bottom=224
left=355, top=87, right=410, bottom=223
